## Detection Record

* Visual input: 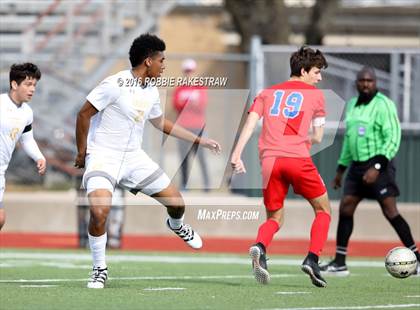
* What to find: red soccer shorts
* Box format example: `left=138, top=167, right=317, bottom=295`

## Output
left=261, top=157, right=327, bottom=211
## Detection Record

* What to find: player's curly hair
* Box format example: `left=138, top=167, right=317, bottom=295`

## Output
left=9, top=63, right=41, bottom=88
left=289, top=46, right=328, bottom=77
left=129, top=33, right=166, bottom=67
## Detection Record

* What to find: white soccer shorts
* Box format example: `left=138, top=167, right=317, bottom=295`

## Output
left=82, top=149, right=170, bottom=196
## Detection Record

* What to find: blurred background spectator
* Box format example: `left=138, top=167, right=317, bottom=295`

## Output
left=172, top=59, right=210, bottom=191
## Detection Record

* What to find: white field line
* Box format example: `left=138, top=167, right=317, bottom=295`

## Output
left=20, top=285, right=58, bottom=288
left=259, top=304, right=420, bottom=310
left=0, top=252, right=385, bottom=267
left=274, top=291, right=311, bottom=295
left=0, top=274, right=297, bottom=284
left=143, top=287, right=186, bottom=291
left=405, top=296, right=420, bottom=298
left=0, top=262, right=91, bottom=269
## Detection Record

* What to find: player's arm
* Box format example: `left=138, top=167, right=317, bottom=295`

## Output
left=75, top=101, right=98, bottom=168
left=311, top=92, right=327, bottom=145
left=310, top=117, right=325, bottom=144
left=149, top=116, right=221, bottom=153
left=230, top=112, right=260, bottom=174
left=377, top=99, right=401, bottom=164
left=20, top=125, right=46, bottom=175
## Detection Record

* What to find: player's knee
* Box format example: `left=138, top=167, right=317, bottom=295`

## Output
left=381, top=207, right=399, bottom=220
left=339, top=197, right=358, bottom=217
left=266, top=208, right=284, bottom=227
left=90, top=206, right=110, bottom=225
left=166, top=197, right=185, bottom=209
left=152, top=185, right=185, bottom=209
left=309, top=194, right=331, bottom=215
left=339, top=207, right=354, bottom=218
left=267, top=214, right=282, bottom=225
left=89, top=216, right=107, bottom=229
left=317, top=199, right=331, bottom=215
left=379, top=197, right=399, bottom=220
left=87, top=188, right=112, bottom=209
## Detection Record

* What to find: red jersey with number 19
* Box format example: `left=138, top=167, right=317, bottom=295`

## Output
left=249, top=80, right=325, bottom=159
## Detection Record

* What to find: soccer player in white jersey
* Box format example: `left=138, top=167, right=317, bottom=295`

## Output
left=0, top=63, right=47, bottom=230
left=75, top=34, right=221, bottom=289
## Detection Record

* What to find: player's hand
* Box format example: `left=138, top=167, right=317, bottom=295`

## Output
left=201, top=138, right=221, bottom=154
left=332, top=172, right=343, bottom=189
left=363, top=167, right=379, bottom=185
left=36, top=159, right=47, bottom=175
left=231, top=154, right=246, bottom=174
left=74, top=152, right=86, bottom=169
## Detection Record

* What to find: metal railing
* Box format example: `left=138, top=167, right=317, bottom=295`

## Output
left=0, top=0, right=180, bottom=183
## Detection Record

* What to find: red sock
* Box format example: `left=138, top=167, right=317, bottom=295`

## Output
left=256, top=219, right=280, bottom=249
left=309, top=211, right=331, bottom=256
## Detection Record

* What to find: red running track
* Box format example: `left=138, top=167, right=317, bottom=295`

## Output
left=1, top=232, right=416, bottom=257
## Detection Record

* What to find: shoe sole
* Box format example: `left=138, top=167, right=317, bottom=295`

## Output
left=320, top=269, right=350, bottom=277
left=301, top=265, right=327, bottom=288
left=249, top=246, right=270, bottom=285
left=87, top=282, right=105, bottom=289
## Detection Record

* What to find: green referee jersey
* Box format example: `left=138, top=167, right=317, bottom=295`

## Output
left=338, top=91, right=401, bottom=166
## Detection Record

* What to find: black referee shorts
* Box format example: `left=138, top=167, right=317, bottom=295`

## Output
left=343, top=159, right=400, bottom=201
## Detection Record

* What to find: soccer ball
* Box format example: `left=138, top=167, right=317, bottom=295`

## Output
left=385, top=247, right=418, bottom=278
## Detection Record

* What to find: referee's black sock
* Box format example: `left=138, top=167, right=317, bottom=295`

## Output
left=388, top=214, right=420, bottom=261
left=335, top=215, right=354, bottom=266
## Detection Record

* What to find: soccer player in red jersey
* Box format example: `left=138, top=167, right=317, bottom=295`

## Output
left=231, top=46, right=330, bottom=287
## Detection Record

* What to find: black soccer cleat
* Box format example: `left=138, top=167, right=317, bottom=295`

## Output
left=320, top=260, right=350, bottom=276
left=301, top=256, right=327, bottom=288
left=249, top=243, right=270, bottom=284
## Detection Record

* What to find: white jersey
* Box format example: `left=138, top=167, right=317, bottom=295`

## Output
left=0, top=93, right=33, bottom=172
left=86, top=70, right=163, bottom=153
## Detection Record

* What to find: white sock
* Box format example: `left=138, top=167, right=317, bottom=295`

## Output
left=168, top=215, right=184, bottom=229
left=88, top=232, right=107, bottom=269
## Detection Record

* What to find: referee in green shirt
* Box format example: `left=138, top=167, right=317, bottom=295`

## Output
left=321, top=66, right=420, bottom=275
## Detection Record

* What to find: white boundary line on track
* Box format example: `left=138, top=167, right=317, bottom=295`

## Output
left=259, top=304, right=420, bottom=310
left=0, top=252, right=385, bottom=267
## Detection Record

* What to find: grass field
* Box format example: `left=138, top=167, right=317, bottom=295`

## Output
left=0, top=249, right=419, bottom=310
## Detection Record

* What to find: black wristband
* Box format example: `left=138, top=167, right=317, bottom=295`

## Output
left=336, top=164, right=347, bottom=174
left=370, top=155, right=389, bottom=172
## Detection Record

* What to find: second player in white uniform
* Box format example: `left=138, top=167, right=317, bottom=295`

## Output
left=0, top=63, right=46, bottom=230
